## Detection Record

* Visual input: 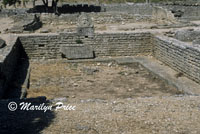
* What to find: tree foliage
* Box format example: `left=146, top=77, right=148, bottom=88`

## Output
left=3, top=0, right=19, bottom=7
left=2, top=0, right=29, bottom=7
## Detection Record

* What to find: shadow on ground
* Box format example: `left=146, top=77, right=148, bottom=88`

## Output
left=3, top=40, right=30, bottom=99
left=0, top=97, right=55, bottom=134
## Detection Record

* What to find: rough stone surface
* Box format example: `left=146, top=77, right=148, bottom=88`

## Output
left=103, top=3, right=153, bottom=15
left=162, top=4, right=200, bottom=20
left=154, top=35, right=200, bottom=84
left=77, top=27, right=94, bottom=36
left=174, top=29, right=200, bottom=42
left=77, top=13, right=94, bottom=27
left=19, top=32, right=153, bottom=60
left=40, top=12, right=152, bottom=26
left=152, top=6, right=177, bottom=23
left=8, top=14, right=42, bottom=33
left=9, top=32, right=200, bottom=86
left=0, top=3, right=200, bottom=21
left=61, top=45, right=94, bottom=60
left=76, top=13, right=94, bottom=36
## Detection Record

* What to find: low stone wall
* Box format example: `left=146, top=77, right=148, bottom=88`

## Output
left=40, top=12, right=151, bottom=26
left=153, top=36, right=200, bottom=84
left=19, top=32, right=153, bottom=60
left=0, top=37, right=21, bottom=98
left=1, top=3, right=200, bottom=21
left=19, top=34, right=60, bottom=60
left=174, top=29, right=200, bottom=42
left=161, top=5, right=200, bottom=20
left=103, top=3, right=153, bottom=15
left=1, top=32, right=200, bottom=98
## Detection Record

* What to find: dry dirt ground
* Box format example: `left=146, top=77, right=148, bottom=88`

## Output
left=0, top=17, right=14, bottom=33
left=24, top=61, right=200, bottom=134
left=28, top=61, right=180, bottom=100
left=41, top=96, right=200, bottom=134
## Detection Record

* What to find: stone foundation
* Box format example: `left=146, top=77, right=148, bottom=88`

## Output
left=18, top=32, right=200, bottom=84
left=1, top=31, right=200, bottom=98
left=19, top=32, right=153, bottom=60
left=154, top=36, right=200, bottom=84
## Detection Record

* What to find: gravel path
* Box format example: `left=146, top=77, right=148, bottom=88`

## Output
left=42, top=95, right=200, bottom=134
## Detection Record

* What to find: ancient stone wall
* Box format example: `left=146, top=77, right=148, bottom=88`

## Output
left=19, top=32, right=153, bottom=60
left=19, top=34, right=60, bottom=60
left=0, top=37, right=21, bottom=98
left=153, top=36, right=200, bottom=84
left=1, top=32, right=200, bottom=96
left=174, top=29, right=200, bottom=42
left=1, top=3, right=200, bottom=21
left=103, top=4, right=153, bottom=15
left=40, top=12, right=151, bottom=26
left=161, top=5, right=200, bottom=20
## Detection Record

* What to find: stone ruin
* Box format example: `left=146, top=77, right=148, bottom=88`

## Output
left=76, top=13, right=94, bottom=36
left=0, top=2, right=200, bottom=99
left=174, top=28, right=200, bottom=45
left=0, top=2, right=200, bottom=133
left=60, top=13, right=95, bottom=60
left=6, top=14, right=42, bottom=33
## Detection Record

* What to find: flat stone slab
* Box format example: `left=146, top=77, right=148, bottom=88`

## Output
left=61, top=45, right=94, bottom=60
left=174, top=29, right=200, bottom=42
left=77, top=27, right=94, bottom=36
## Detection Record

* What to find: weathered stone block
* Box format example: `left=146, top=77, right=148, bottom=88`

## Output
left=77, top=27, right=94, bottom=36
left=76, top=13, right=94, bottom=36
left=174, top=29, right=200, bottom=42
left=61, top=45, right=94, bottom=60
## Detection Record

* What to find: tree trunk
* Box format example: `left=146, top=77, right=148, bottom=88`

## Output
left=52, top=0, right=59, bottom=15
left=42, top=0, right=48, bottom=12
left=32, top=0, right=35, bottom=8
left=146, top=0, right=150, bottom=4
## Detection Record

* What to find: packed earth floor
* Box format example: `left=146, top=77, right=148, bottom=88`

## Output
left=20, top=61, right=200, bottom=134
left=28, top=61, right=180, bottom=100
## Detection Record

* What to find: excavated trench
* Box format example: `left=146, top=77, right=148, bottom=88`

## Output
left=2, top=58, right=184, bottom=100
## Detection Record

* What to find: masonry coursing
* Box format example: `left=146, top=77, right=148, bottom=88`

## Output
left=40, top=12, right=152, bottom=26
left=154, top=36, right=200, bottom=84
left=19, top=32, right=153, bottom=60
left=1, top=31, right=200, bottom=98
left=19, top=32, right=200, bottom=83
left=1, top=3, right=200, bottom=22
